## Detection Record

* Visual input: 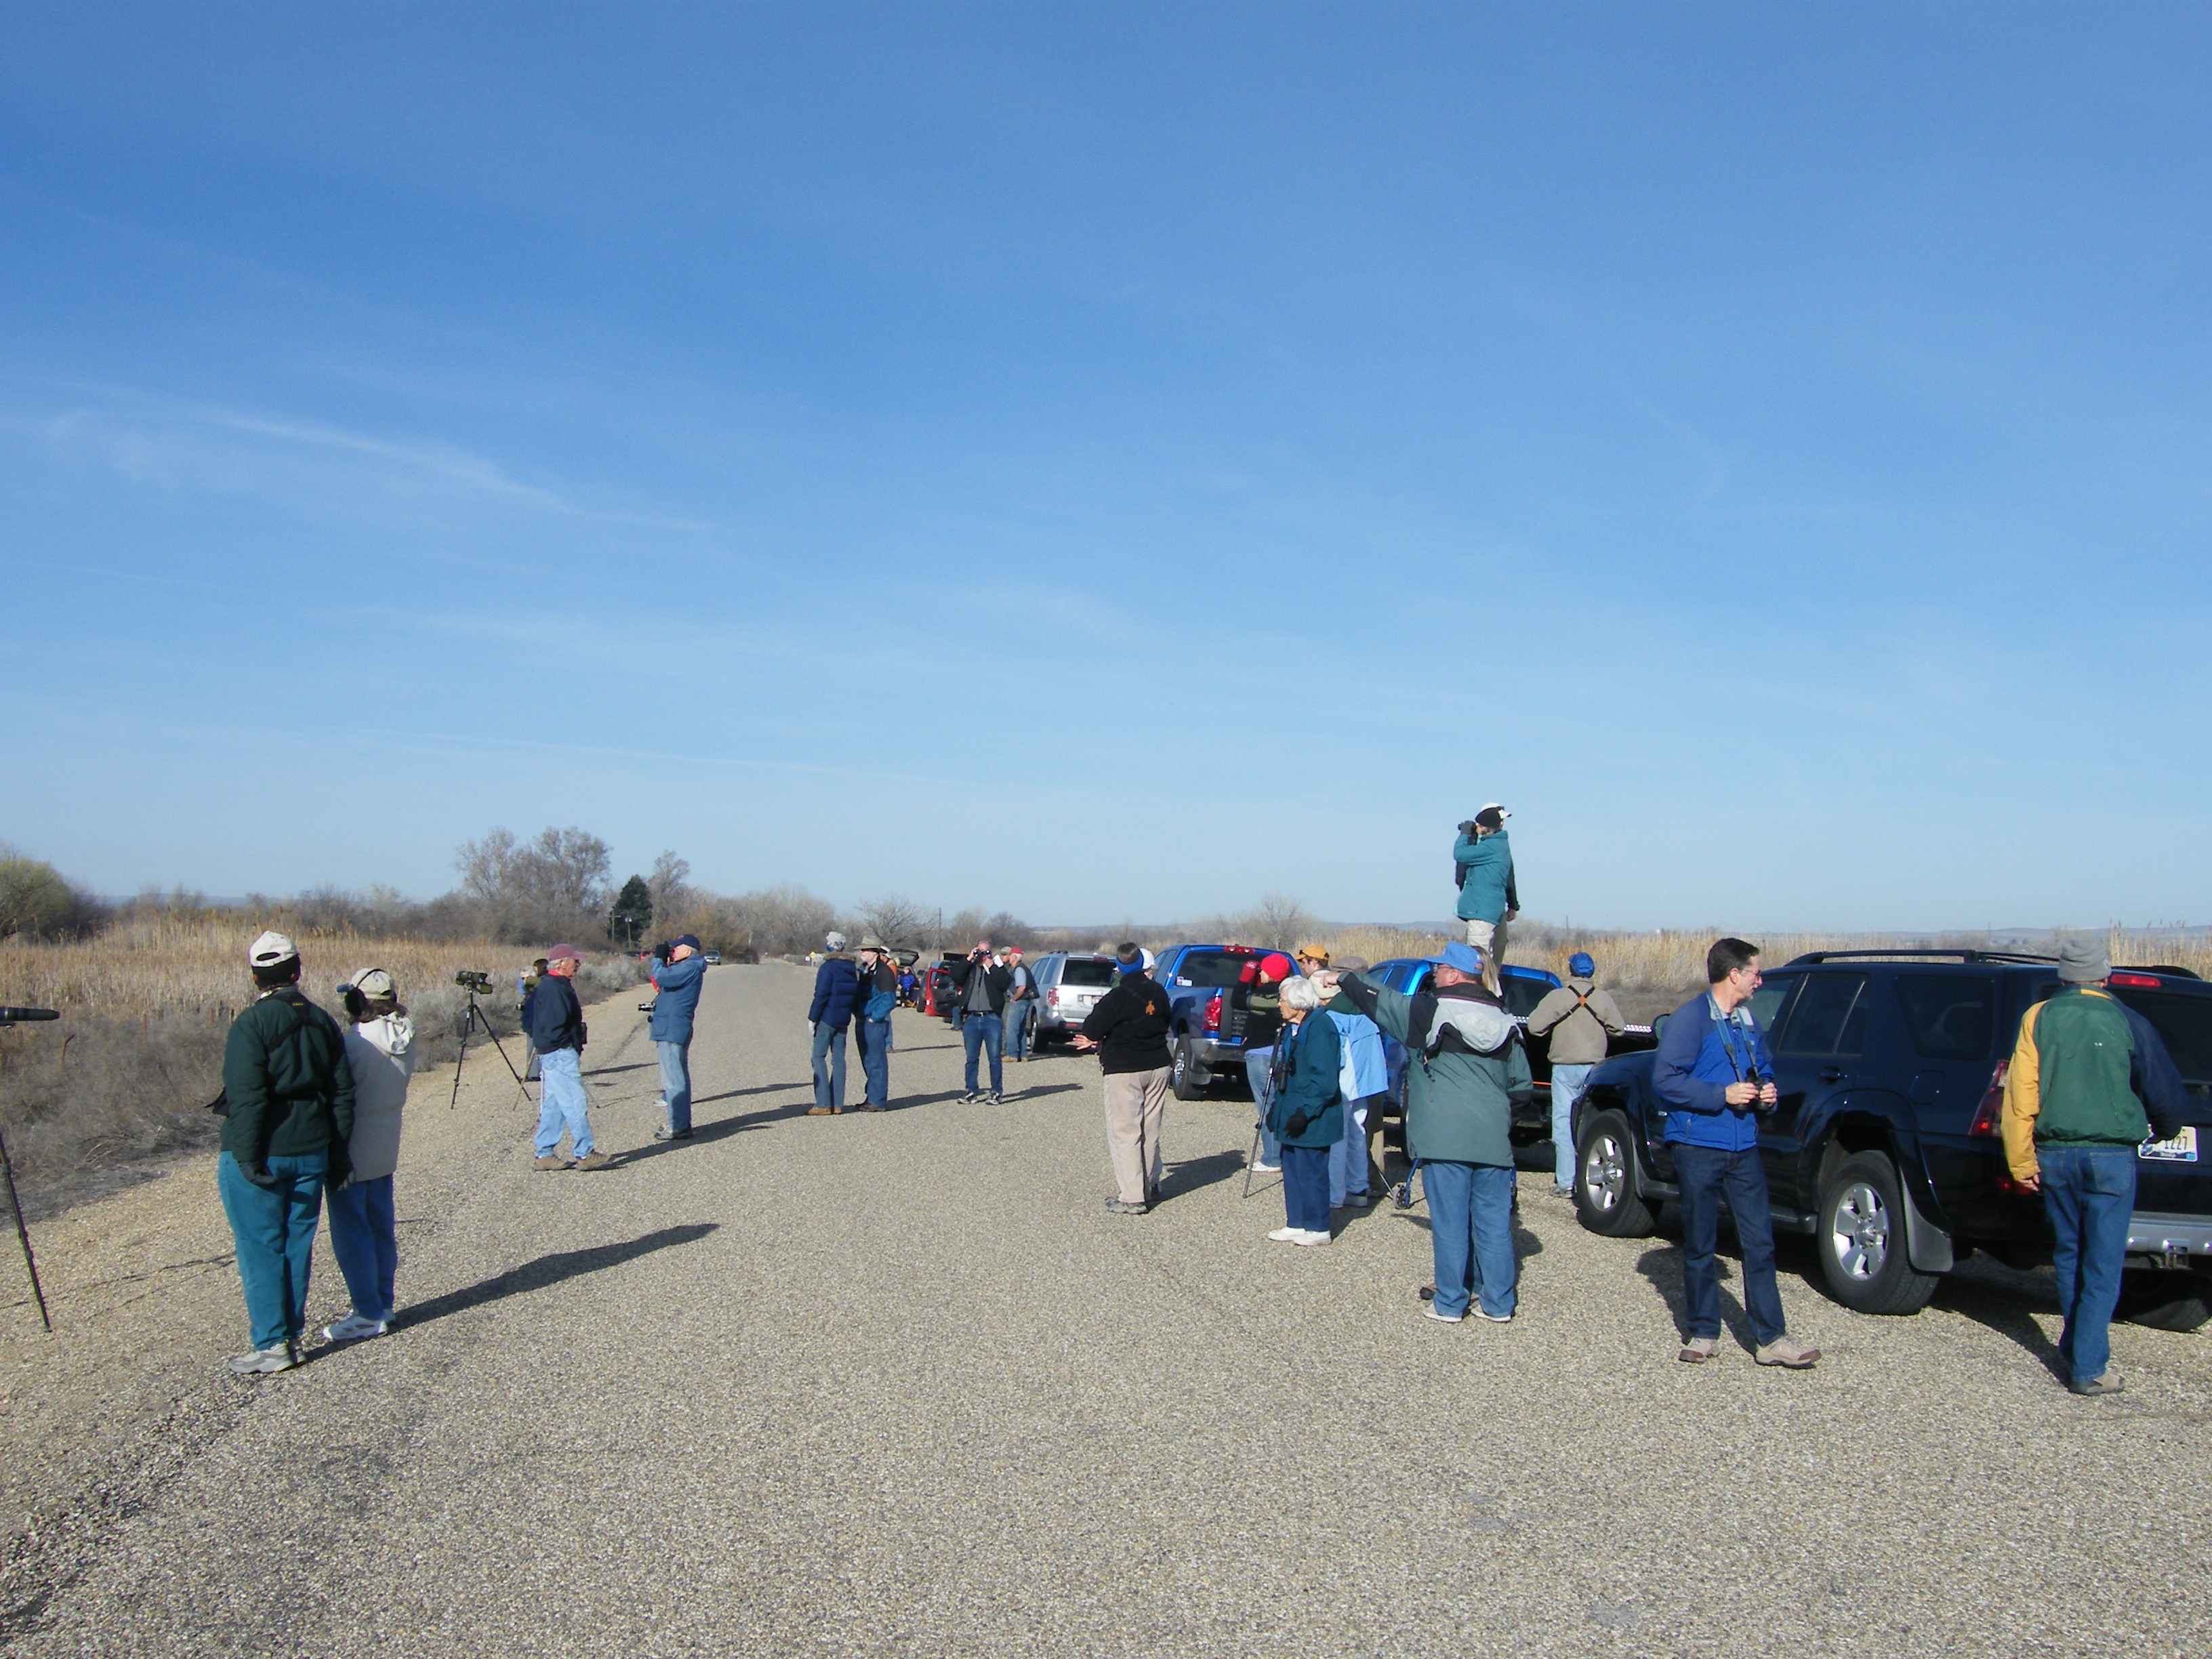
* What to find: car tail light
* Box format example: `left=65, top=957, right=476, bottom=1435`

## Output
left=1046, top=987, right=1060, bottom=1008
left=1967, top=1061, right=2008, bottom=1137
left=1204, top=991, right=1223, bottom=1032
left=2110, top=971, right=2162, bottom=987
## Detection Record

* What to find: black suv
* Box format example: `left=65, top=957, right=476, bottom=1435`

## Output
left=1570, top=951, right=2212, bottom=1330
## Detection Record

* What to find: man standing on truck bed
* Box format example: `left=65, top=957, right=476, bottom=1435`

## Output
left=2001, top=937, right=2186, bottom=1398
left=1453, top=805, right=1519, bottom=960
left=1527, top=951, right=1625, bottom=1199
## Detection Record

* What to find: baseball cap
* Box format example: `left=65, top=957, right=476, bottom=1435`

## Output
left=248, top=930, right=298, bottom=968
left=345, top=968, right=396, bottom=1001
left=1425, top=941, right=1489, bottom=977
left=1568, top=952, right=1595, bottom=978
left=673, top=933, right=702, bottom=951
left=1294, top=941, right=1330, bottom=964
left=546, top=943, right=582, bottom=964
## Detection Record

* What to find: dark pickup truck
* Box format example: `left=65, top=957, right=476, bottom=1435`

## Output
left=1154, top=944, right=1290, bottom=1101
left=1363, top=957, right=1658, bottom=1149
left=1569, top=950, right=2212, bottom=1330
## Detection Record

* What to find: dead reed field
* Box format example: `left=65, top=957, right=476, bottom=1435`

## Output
left=0, top=917, right=642, bottom=1206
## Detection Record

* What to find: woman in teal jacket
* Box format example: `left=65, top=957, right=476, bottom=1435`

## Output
left=1266, top=975, right=1344, bottom=1246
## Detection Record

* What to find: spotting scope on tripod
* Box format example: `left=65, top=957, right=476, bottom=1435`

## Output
left=448, top=972, right=533, bottom=1111
left=0, top=1007, right=59, bottom=1331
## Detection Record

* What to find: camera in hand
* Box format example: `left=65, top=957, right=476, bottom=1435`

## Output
left=455, top=970, right=496, bottom=994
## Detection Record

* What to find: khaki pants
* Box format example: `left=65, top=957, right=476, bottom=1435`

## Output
left=1464, top=917, right=1509, bottom=961
left=1103, top=1066, right=1171, bottom=1204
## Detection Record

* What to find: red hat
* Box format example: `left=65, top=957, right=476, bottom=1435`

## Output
left=1259, top=952, right=1295, bottom=983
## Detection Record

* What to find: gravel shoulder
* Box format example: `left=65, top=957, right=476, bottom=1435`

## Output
left=3, top=963, right=2208, bottom=1657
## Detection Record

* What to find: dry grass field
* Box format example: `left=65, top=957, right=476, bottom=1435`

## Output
left=0, top=917, right=641, bottom=1204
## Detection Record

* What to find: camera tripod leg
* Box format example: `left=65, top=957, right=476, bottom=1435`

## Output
left=0, top=1128, right=52, bottom=1332
left=1241, top=1122, right=1263, bottom=1200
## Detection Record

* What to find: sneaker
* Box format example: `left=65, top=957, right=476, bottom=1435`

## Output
left=2070, top=1372, right=2124, bottom=1397
left=533, top=1153, right=573, bottom=1171
left=1417, top=1284, right=1437, bottom=1301
left=1422, top=1305, right=1464, bottom=1324
left=1473, top=1307, right=1515, bottom=1324
left=1267, top=1227, right=1304, bottom=1244
left=573, top=1149, right=615, bottom=1170
left=958, top=1091, right=981, bottom=1104
left=1294, top=1229, right=1332, bottom=1246
left=323, top=1313, right=388, bottom=1343
left=1755, top=1336, right=1821, bottom=1370
left=1250, top=1160, right=1281, bottom=1174
left=1550, top=1184, right=1573, bottom=1200
left=1679, top=1336, right=1720, bottom=1364
left=984, top=1091, right=1004, bottom=1105
left=228, top=1344, right=295, bottom=1376
left=856, top=1103, right=884, bottom=1113
left=1105, top=1197, right=1149, bottom=1215
left=806, top=1106, right=840, bottom=1116
left=1342, top=1190, right=1374, bottom=1209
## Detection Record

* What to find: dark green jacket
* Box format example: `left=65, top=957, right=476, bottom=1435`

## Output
left=1339, top=973, right=1528, bottom=1167
left=1265, top=1012, right=1344, bottom=1148
left=222, top=987, right=356, bottom=1179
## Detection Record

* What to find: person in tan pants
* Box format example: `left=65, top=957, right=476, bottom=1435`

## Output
left=1073, top=943, right=1174, bottom=1214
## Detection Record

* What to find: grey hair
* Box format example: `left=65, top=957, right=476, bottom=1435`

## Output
left=1279, top=975, right=1325, bottom=1012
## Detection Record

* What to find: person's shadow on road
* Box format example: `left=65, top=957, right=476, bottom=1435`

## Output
left=1637, top=1241, right=1769, bottom=1351
left=397, top=1223, right=719, bottom=1328
left=1154, top=1148, right=1244, bottom=1204
left=623, top=1101, right=811, bottom=1160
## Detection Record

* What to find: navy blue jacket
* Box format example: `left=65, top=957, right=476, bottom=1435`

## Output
left=809, top=955, right=861, bottom=1029
left=527, top=972, right=586, bottom=1054
left=648, top=953, right=707, bottom=1044
left=1654, top=991, right=1774, bottom=1152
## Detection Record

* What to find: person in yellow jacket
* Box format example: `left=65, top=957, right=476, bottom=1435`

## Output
left=2001, top=939, right=2184, bottom=1397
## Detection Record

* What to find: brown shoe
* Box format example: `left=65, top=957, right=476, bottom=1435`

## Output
left=572, top=1149, right=614, bottom=1170
left=1755, top=1336, right=1820, bottom=1369
left=1678, top=1336, right=1720, bottom=1364
left=533, top=1154, right=573, bottom=1171
left=806, top=1105, right=840, bottom=1116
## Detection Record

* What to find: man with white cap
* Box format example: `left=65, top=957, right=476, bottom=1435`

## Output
left=218, top=930, right=356, bottom=1374
left=327, top=967, right=415, bottom=1341
left=1452, top=805, right=1519, bottom=961
left=527, top=945, right=610, bottom=1169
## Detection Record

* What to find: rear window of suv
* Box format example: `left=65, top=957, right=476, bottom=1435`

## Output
left=1058, top=959, right=1116, bottom=989
left=1175, top=951, right=1258, bottom=988
left=2110, top=988, right=2212, bottom=1087
left=1893, top=974, right=1999, bottom=1062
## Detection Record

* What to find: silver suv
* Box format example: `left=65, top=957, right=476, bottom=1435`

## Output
left=1030, top=953, right=1120, bottom=1048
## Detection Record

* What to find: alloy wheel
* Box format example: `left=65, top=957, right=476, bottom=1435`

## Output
left=1582, top=1132, right=1626, bottom=1213
left=1830, top=1181, right=1891, bottom=1282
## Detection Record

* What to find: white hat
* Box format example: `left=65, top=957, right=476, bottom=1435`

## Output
left=249, top=930, right=298, bottom=967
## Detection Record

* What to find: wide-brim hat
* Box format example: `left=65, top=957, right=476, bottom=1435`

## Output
left=859, top=935, right=887, bottom=951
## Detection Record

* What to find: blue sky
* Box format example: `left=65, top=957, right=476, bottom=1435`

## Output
left=2, top=5, right=2207, bottom=930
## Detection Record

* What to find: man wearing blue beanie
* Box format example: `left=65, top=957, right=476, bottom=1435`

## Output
left=1527, top=951, right=1625, bottom=1199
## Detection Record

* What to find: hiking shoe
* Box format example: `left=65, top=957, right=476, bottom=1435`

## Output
left=533, top=1154, right=573, bottom=1171
left=1422, top=1305, right=1464, bottom=1324
left=1755, top=1337, right=1821, bottom=1370
left=1679, top=1336, right=1721, bottom=1364
left=1105, top=1197, right=1149, bottom=1215
left=2070, top=1372, right=2125, bottom=1398
left=228, top=1344, right=295, bottom=1376
left=1418, top=1284, right=1437, bottom=1301
left=806, top=1105, right=840, bottom=1116
left=573, top=1149, right=614, bottom=1170
left=323, top=1314, right=388, bottom=1343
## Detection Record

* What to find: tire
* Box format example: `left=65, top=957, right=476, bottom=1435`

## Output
left=1170, top=1037, right=1207, bottom=1102
left=1574, top=1111, right=1656, bottom=1237
left=1816, top=1151, right=1941, bottom=1315
left=2114, top=1269, right=2212, bottom=1333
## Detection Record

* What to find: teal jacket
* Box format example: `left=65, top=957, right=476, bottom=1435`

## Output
left=1338, top=973, right=1527, bottom=1167
left=1265, top=1012, right=1345, bottom=1148
left=1453, top=830, right=1517, bottom=924
left=221, top=987, right=356, bottom=1180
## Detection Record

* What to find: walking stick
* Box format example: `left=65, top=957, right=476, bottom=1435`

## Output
left=0, top=1007, right=60, bottom=1331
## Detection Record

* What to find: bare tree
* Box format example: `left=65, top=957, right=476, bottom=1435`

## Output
left=1243, top=893, right=1317, bottom=951
left=855, top=893, right=929, bottom=947
left=453, top=825, right=615, bottom=943
left=647, top=851, right=691, bottom=923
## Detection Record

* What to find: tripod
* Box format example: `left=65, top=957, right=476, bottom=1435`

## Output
left=0, top=1008, right=58, bottom=1331
left=449, top=989, right=533, bottom=1111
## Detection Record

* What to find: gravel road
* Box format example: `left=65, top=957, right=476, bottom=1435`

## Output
left=4, top=962, right=2208, bottom=1657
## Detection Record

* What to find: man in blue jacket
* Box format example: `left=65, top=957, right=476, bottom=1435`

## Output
left=649, top=934, right=708, bottom=1141
left=1654, top=938, right=1818, bottom=1368
left=808, top=933, right=860, bottom=1115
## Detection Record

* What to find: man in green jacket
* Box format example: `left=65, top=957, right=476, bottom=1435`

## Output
left=219, top=930, right=356, bottom=1375
left=1330, top=942, right=1530, bottom=1323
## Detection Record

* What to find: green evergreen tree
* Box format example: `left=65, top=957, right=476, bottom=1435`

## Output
left=609, top=874, right=653, bottom=947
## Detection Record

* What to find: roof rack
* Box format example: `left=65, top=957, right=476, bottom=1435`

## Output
left=1784, top=949, right=2060, bottom=967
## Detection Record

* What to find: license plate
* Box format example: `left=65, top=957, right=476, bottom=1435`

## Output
left=2140, top=1126, right=2199, bottom=1163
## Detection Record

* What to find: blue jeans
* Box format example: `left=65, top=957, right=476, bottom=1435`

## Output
left=533, top=1048, right=594, bottom=1157
left=1002, top=1000, right=1031, bottom=1060
left=1282, top=1143, right=1331, bottom=1233
left=327, top=1172, right=397, bottom=1323
left=962, top=1012, right=1004, bottom=1094
left=856, top=1018, right=891, bottom=1106
left=1673, top=1143, right=1787, bottom=1346
left=657, top=1039, right=693, bottom=1135
left=1246, top=1048, right=1283, bottom=1166
left=1329, top=1095, right=1376, bottom=1205
left=217, top=1149, right=327, bottom=1351
left=1550, top=1063, right=1594, bottom=1188
left=2042, top=1145, right=2137, bottom=1385
left=812, top=1021, right=848, bottom=1111
left=1424, top=1160, right=1518, bottom=1319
